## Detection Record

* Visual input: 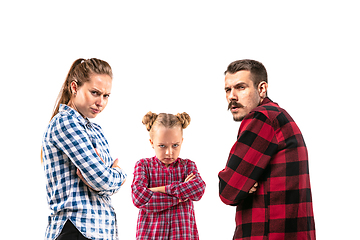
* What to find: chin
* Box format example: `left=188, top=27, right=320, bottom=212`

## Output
left=87, top=113, right=98, bottom=119
left=232, top=113, right=245, bottom=122
left=233, top=116, right=244, bottom=122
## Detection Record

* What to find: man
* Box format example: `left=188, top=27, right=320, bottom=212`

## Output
left=218, top=59, right=315, bottom=239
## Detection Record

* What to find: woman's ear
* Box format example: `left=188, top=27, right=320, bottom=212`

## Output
left=70, top=81, right=78, bottom=95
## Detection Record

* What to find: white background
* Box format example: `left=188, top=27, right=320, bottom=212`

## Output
left=1, top=1, right=359, bottom=239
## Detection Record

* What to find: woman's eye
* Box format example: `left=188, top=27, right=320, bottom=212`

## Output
left=91, top=91, right=98, bottom=96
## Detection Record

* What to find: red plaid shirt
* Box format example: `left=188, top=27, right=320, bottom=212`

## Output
left=131, top=156, right=206, bottom=240
left=219, top=98, right=315, bottom=239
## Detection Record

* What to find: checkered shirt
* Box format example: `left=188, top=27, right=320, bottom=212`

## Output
left=218, top=98, right=316, bottom=239
left=42, top=104, right=127, bottom=240
left=131, top=157, right=206, bottom=240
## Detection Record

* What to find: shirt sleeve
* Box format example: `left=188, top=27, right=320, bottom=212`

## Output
left=50, top=115, right=126, bottom=195
left=218, top=111, right=278, bottom=206
left=165, top=160, right=206, bottom=201
left=131, top=160, right=179, bottom=213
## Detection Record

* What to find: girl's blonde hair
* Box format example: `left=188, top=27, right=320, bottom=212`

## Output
left=142, top=112, right=191, bottom=139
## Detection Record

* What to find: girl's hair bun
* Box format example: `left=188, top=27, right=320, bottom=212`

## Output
left=176, top=112, right=191, bottom=129
left=142, top=111, right=158, bottom=131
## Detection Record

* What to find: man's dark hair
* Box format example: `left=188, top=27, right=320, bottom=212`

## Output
left=224, top=59, right=268, bottom=88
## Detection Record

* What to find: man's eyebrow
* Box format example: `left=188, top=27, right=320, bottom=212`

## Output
left=234, top=82, right=248, bottom=87
left=225, top=82, right=248, bottom=90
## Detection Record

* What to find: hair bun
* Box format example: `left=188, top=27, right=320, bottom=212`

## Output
left=142, top=111, right=158, bottom=131
left=176, top=112, right=191, bottom=129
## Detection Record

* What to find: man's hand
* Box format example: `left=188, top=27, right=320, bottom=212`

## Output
left=249, top=182, right=258, bottom=194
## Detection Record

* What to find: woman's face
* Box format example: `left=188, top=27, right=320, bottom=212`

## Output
left=150, top=126, right=183, bottom=167
left=69, top=74, right=112, bottom=119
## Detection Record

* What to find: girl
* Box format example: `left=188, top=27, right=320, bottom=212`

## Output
left=131, top=112, right=206, bottom=240
left=42, top=58, right=127, bottom=240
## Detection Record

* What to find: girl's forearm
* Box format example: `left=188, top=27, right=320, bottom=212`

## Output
left=148, top=186, right=166, bottom=193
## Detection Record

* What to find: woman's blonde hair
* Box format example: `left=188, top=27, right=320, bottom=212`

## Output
left=142, top=112, right=191, bottom=139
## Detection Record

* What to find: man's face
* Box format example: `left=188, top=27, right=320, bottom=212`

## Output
left=225, top=70, right=261, bottom=121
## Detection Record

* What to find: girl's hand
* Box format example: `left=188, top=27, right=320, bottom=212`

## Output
left=184, top=173, right=196, bottom=182
left=249, top=182, right=258, bottom=194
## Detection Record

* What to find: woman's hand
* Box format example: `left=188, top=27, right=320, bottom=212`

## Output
left=77, top=148, right=124, bottom=190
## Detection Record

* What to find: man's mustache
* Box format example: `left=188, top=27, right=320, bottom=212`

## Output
left=228, top=101, right=244, bottom=110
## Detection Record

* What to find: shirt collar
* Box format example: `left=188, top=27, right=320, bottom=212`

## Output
left=154, top=156, right=181, bottom=168
left=260, top=97, right=272, bottom=106
left=59, top=104, right=91, bottom=127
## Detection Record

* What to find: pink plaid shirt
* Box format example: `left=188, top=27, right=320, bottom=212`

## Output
left=131, top=156, right=206, bottom=240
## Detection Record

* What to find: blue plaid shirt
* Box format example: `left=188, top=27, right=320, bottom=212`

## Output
left=42, top=104, right=127, bottom=240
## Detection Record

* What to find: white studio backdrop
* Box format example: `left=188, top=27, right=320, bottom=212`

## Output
left=1, top=1, right=359, bottom=239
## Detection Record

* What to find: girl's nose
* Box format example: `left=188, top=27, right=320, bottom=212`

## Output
left=165, top=147, right=172, bottom=155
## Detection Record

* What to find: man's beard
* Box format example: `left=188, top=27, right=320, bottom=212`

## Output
left=228, top=101, right=245, bottom=122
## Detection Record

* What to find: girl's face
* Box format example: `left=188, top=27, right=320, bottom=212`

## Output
left=150, top=126, right=183, bottom=167
left=69, top=74, right=112, bottom=119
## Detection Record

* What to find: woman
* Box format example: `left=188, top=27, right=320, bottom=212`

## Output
left=42, top=58, right=127, bottom=240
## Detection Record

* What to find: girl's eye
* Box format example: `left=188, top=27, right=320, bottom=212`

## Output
left=173, top=144, right=179, bottom=148
left=159, top=145, right=165, bottom=148
left=104, top=94, right=110, bottom=98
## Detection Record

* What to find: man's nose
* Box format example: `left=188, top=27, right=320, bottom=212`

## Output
left=229, top=89, right=237, bottom=101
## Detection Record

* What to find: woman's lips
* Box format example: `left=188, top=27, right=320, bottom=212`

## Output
left=91, top=108, right=100, bottom=114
